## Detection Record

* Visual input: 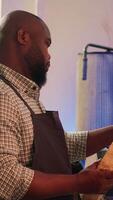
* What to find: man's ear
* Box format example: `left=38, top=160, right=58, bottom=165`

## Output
left=17, top=29, right=30, bottom=45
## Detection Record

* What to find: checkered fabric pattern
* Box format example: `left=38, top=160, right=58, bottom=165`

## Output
left=0, top=64, right=88, bottom=200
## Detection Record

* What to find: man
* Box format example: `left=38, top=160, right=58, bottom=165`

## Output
left=0, top=10, right=113, bottom=200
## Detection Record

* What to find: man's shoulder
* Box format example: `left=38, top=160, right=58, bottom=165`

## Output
left=0, top=79, right=17, bottom=103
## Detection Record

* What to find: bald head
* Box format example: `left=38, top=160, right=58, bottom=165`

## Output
left=0, top=10, right=50, bottom=43
left=0, top=10, right=51, bottom=87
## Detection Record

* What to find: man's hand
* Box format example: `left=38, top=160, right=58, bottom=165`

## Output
left=77, top=161, right=113, bottom=194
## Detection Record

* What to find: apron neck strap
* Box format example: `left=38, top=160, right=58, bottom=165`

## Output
left=0, top=74, right=34, bottom=114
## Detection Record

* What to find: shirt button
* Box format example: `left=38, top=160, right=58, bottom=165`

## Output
left=32, top=86, right=36, bottom=90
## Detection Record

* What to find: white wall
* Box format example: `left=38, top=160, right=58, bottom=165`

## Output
left=38, top=0, right=113, bottom=131
left=1, top=0, right=38, bottom=16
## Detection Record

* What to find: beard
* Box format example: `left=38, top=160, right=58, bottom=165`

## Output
left=24, top=45, right=48, bottom=87
left=30, top=62, right=47, bottom=87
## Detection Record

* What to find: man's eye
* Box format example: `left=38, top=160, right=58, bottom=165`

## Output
left=46, top=42, right=50, bottom=47
left=46, top=39, right=51, bottom=47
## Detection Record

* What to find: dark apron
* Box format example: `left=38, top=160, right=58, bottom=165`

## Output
left=0, top=75, right=75, bottom=200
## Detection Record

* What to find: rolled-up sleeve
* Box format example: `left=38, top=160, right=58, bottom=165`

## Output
left=0, top=92, right=34, bottom=200
left=65, top=131, right=88, bottom=163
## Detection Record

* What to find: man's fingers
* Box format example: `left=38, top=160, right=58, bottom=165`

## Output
left=101, top=179, right=113, bottom=193
left=100, top=169, right=113, bottom=179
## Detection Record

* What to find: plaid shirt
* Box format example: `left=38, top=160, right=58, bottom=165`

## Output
left=0, top=64, right=88, bottom=200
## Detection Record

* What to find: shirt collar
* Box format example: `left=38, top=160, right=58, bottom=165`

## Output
left=0, top=64, right=40, bottom=100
